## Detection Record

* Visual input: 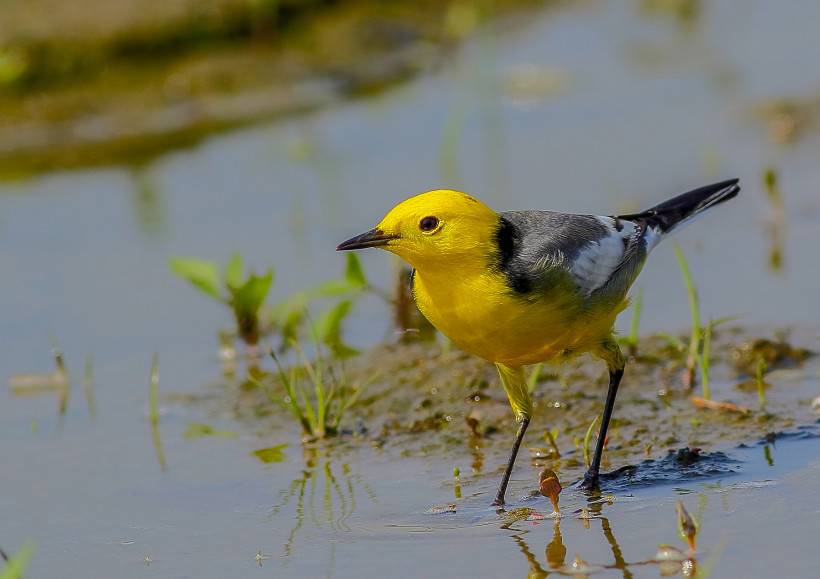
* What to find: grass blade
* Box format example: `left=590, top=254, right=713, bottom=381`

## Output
left=674, top=244, right=701, bottom=387
left=583, top=415, right=599, bottom=468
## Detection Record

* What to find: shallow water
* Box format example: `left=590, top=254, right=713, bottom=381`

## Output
left=2, top=1, right=820, bottom=577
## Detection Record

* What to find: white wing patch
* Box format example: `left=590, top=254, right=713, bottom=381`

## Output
left=568, top=217, right=637, bottom=294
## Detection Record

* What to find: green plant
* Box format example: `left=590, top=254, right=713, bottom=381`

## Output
left=266, top=346, right=373, bottom=440
left=0, top=542, right=35, bottom=579
left=673, top=244, right=700, bottom=387
left=694, top=316, right=738, bottom=401
left=698, top=320, right=713, bottom=400
left=170, top=252, right=273, bottom=346
left=268, top=253, right=370, bottom=356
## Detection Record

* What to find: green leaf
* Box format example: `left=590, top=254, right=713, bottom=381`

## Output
left=316, top=300, right=352, bottom=343
left=232, top=270, right=274, bottom=316
left=169, top=257, right=222, bottom=300
left=0, top=542, right=35, bottom=579
left=281, top=307, right=304, bottom=345
left=224, top=252, right=244, bottom=289
left=315, top=300, right=359, bottom=357
left=253, top=444, right=288, bottom=463
left=184, top=422, right=237, bottom=439
left=307, top=279, right=356, bottom=299
left=269, top=293, right=308, bottom=324
left=344, top=253, right=367, bottom=288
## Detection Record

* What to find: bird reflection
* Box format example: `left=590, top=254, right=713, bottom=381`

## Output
left=511, top=504, right=697, bottom=578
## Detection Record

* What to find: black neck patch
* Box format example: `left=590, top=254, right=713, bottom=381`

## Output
left=495, top=217, right=532, bottom=294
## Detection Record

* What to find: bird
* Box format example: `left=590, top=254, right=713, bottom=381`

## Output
left=337, top=178, right=740, bottom=506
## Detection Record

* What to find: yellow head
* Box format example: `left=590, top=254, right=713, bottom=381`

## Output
left=337, top=190, right=499, bottom=272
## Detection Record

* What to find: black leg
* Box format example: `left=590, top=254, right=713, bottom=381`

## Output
left=492, top=417, right=530, bottom=507
left=581, top=367, right=624, bottom=491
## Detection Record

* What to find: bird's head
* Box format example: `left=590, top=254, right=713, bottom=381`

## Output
left=337, top=190, right=499, bottom=272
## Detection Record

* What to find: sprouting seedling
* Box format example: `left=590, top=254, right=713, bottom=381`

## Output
left=673, top=244, right=700, bottom=388
left=696, top=315, right=739, bottom=401
left=756, top=357, right=768, bottom=409
left=676, top=500, right=698, bottom=554
left=527, top=362, right=543, bottom=393
left=539, top=468, right=562, bottom=513
left=583, top=415, right=599, bottom=468
left=697, top=320, right=713, bottom=400
left=169, top=252, right=273, bottom=348
left=265, top=344, right=374, bottom=441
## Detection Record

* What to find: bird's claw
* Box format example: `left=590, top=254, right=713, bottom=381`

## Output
left=577, top=470, right=600, bottom=493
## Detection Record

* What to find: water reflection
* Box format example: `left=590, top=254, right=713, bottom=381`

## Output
left=7, top=347, right=71, bottom=426
left=762, top=168, right=786, bottom=272
left=511, top=504, right=698, bottom=578
left=638, top=0, right=701, bottom=31
left=268, top=445, right=376, bottom=558
left=148, top=354, right=168, bottom=471
left=129, top=166, right=166, bottom=238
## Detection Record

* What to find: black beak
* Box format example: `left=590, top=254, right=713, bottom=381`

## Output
left=336, top=228, right=398, bottom=251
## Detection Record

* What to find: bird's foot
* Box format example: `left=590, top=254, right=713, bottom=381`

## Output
left=577, top=470, right=600, bottom=493
left=576, top=465, right=637, bottom=493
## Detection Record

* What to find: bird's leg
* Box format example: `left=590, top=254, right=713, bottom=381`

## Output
left=581, top=341, right=625, bottom=492
left=493, top=363, right=533, bottom=507
left=493, top=416, right=530, bottom=507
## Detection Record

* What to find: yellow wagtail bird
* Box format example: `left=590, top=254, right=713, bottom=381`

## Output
left=337, top=178, right=740, bottom=506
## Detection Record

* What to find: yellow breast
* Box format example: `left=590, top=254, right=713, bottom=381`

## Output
left=413, top=269, right=623, bottom=367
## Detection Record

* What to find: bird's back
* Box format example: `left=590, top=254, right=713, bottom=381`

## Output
left=498, top=210, right=648, bottom=304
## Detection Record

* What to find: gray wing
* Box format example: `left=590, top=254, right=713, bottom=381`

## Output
left=499, top=210, right=652, bottom=298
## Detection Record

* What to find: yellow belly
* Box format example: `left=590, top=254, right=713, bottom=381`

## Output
left=413, top=270, right=624, bottom=367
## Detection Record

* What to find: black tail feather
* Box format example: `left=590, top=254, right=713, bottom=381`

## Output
left=618, top=178, right=740, bottom=234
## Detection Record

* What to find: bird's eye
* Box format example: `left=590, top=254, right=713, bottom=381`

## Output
left=419, top=216, right=440, bottom=232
